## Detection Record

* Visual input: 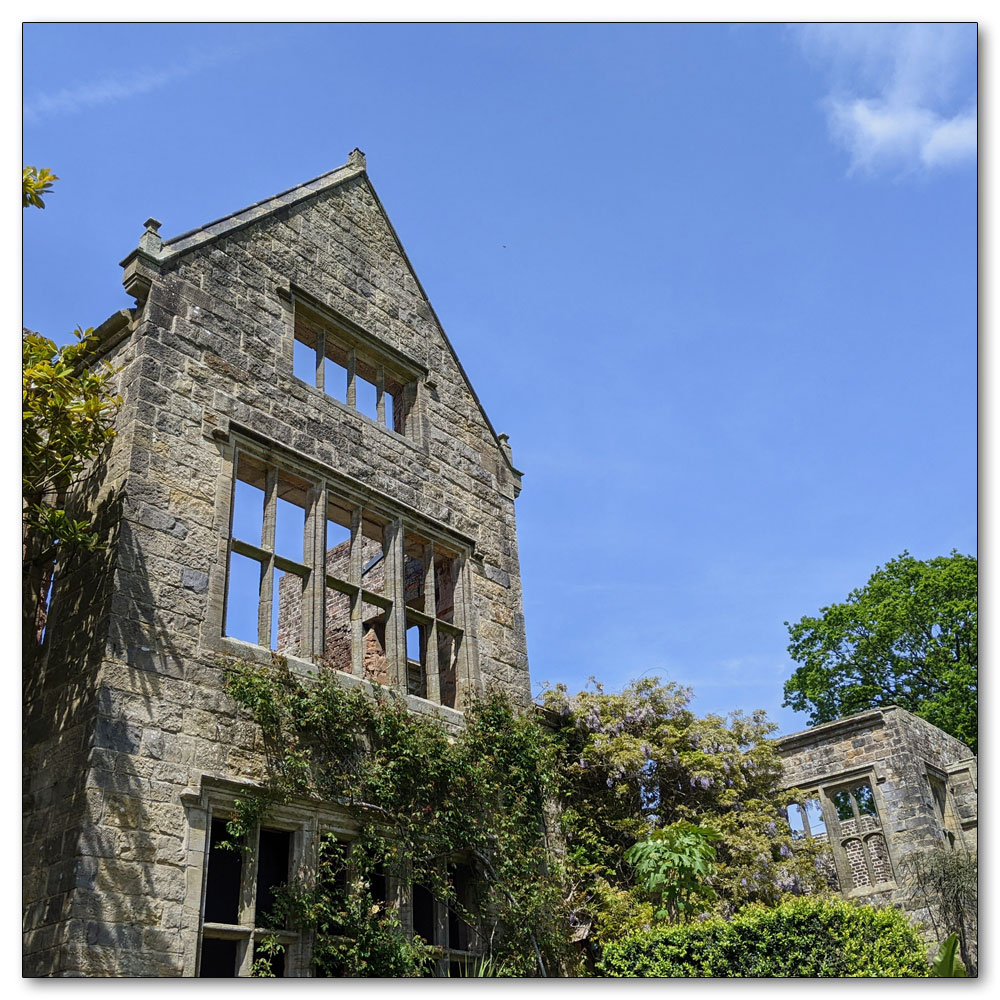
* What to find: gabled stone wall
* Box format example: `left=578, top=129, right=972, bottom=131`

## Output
left=23, top=155, right=532, bottom=976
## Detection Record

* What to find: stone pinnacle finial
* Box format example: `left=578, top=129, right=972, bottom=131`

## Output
left=348, top=148, right=367, bottom=170
left=139, top=217, right=163, bottom=255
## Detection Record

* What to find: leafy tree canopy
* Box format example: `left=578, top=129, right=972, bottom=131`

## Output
left=540, top=677, right=828, bottom=949
left=782, top=551, right=977, bottom=752
left=22, top=167, right=120, bottom=651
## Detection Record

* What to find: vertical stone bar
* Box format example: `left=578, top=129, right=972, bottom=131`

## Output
left=376, top=364, right=386, bottom=426
left=346, top=347, right=357, bottom=409
left=315, top=329, right=326, bottom=393
left=350, top=505, right=364, bottom=678
left=383, top=518, right=407, bottom=690
left=302, top=484, right=326, bottom=660
left=258, top=466, right=278, bottom=647
left=423, top=541, right=440, bottom=703
left=453, top=556, right=479, bottom=708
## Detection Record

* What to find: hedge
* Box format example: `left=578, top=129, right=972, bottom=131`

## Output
left=598, top=897, right=929, bottom=977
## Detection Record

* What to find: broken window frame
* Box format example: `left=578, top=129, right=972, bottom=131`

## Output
left=795, top=776, right=896, bottom=894
left=198, top=813, right=302, bottom=977
left=403, top=531, right=465, bottom=706
left=224, top=454, right=315, bottom=654
left=221, top=441, right=474, bottom=710
left=288, top=292, right=421, bottom=438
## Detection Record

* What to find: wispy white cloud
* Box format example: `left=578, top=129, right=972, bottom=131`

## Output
left=24, top=45, right=246, bottom=124
left=795, top=23, right=977, bottom=175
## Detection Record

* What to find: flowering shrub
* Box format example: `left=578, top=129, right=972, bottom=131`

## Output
left=540, top=677, right=827, bottom=949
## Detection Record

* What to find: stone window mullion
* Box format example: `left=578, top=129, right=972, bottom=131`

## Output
left=376, top=364, right=386, bottom=426
left=346, top=348, right=357, bottom=409
left=315, top=328, right=326, bottom=393
left=303, top=484, right=326, bottom=660
left=349, top=506, right=364, bottom=678
left=423, top=541, right=440, bottom=703
left=258, top=468, right=278, bottom=646
left=384, top=518, right=407, bottom=689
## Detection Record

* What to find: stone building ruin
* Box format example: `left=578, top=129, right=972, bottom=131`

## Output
left=23, top=151, right=978, bottom=977
left=23, top=150, right=530, bottom=976
left=777, top=706, right=977, bottom=964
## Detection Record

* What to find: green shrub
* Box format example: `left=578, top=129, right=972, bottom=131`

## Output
left=598, top=897, right=929, bottom=977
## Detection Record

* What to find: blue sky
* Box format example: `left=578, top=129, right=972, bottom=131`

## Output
left=22, top=23, right=977, bottom=735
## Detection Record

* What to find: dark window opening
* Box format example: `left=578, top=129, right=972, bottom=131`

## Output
left=412, top=884, right=435, bottom=942
left=199, top=938, right=238, bottom=977
left=255, top=828, right=291, bottom=928
left=204, top=818, right=243, bottom=925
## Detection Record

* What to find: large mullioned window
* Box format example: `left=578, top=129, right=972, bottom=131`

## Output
left=222, top=445, right=472, bottom=709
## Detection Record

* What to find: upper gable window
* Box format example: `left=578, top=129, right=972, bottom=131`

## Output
left=292, top=298, right=416, bottom=437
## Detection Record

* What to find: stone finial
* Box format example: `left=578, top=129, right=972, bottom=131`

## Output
left=498, top=432, right=514, bottom=464
left=348, top=148, right=367, bottom=170
left=139, top=217, right=163, bottom=255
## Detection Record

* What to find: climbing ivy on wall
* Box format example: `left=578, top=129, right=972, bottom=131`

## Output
left=220, top=654, right=578, bottom=977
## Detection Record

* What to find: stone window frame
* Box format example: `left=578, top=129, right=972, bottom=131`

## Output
left=924, top=762, right=963, bottom=850
left=816, top=771, right=896, bottom=896
left=206, top=427, right=481, bottom=712
left=182, top=780, right=481, bottom=978
left=182, top=782, right=344, bottom=977
left=280, top=284, right=427, bottom=442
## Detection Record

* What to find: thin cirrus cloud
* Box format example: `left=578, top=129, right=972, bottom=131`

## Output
left=23, top=45, right=248, bottom=124
left=794, top=23, right=977, bottom=175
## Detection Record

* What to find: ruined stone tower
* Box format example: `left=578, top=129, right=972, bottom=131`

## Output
left=23, top=151, right=531, bottom=976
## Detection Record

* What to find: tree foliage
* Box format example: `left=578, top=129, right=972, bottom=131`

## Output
left=782, top=551, right=977, bottom=751
left=22, top=165, right=58, bottom=208
left=540, top=677, right=828, bottom=951
left=624, top=820, right=722, bottom=922
left=22, top=168, right=121, bottom=651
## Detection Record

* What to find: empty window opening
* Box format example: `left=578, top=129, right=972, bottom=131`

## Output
left=362, top=605, right=389, bottom=684
left=830, top=780, right=893, bottom=889
left=232, top=460, right=266, bottom=545
left=255, top=828, right=291, bottom=928
left=356, top=373, right=378, bottom=423
left=434, top=552, right=457, bottom=623
left=225, top=551, right=263, bottom=645
left=273, top=569, right=306, bottom=656
left=412, top=884, right=435, bottom=943
left=293, top=338, right=316, bottom=386
left=447, top=864, right=475, bottom=953
left=200, top=818, right=297, bottom=977
left=324, top=357, right=349, bottom=403
left=292, top=301, right=413, bottom=434
left=251, top=940, right=285, bottom=978
left=204, top=818, right=243, bottom=925
left=199, top=938, right=238, bottom=978
left=438, top=632, right=459, bottom=710
left=785, top=794, right=838, bottom=890
left=406, top=622, right=426, bottom=698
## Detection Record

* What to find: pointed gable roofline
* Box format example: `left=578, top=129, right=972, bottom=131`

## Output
left=119, top=150, right=523, bottom=481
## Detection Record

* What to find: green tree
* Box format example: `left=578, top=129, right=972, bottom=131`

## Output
left=22, top=165, right=58, bottom=208
left=782, top=551, right=977, bottom=752
left=22, top=169, right=120, bottom=652
left=540, top=678, right=827, bottom=951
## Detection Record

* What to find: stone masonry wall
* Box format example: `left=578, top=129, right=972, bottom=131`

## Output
left=23, top=161, right=532, bottom=976
left=778, top=706, right=977, bottom=948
